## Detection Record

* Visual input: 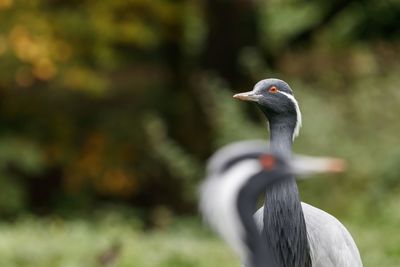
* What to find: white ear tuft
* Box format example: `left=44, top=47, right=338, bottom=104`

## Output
left=200, top=160, right=262, bottom=262
left=277, top=91, right=302, bottom=140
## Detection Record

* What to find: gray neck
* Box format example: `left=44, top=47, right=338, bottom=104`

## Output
left=238, top=172, right=280, bottom=267
left=268, top=119, right=295, bottom=157
left=263, top=119, right=312, bottom=267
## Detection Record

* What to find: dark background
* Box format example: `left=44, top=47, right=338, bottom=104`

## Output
left=0, top=0, right=399, bottom=266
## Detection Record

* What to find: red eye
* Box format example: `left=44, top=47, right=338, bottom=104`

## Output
left=260, top=155, right=276, bottom=170
left=268, top=86, right=278, bottom=93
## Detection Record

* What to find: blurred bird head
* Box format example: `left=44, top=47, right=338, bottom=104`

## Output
left=205, top=140, right=345, bottom=179
left=200, top=140, right=345, bottom=264
left=233, top=78, right=302, bottom=139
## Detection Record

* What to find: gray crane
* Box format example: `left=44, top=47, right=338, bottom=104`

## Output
left=233, top=78, right=362, bottom=267
left=200, top=140, right=345, bottom=267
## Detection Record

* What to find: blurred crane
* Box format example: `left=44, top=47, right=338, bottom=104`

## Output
left=200, top=141, right=345, bottom=267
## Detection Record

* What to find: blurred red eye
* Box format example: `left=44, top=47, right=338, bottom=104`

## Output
left=268, top=86, right=278, bottom=93
left=260, top=155, right=276, bottom=170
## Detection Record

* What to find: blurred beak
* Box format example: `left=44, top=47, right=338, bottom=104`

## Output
left=290, top=155, right=346, bottom=177
left=233, top=91, right=260, bottom=102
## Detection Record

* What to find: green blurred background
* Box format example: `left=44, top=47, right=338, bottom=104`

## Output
left=0, top=0, right=399, bottom=266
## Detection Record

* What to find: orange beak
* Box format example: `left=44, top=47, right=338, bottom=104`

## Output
left=290, top=155, right=347, bottom=177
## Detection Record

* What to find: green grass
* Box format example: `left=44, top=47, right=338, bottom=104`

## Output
left=0, top=214, right=398, bottom=267
left=0, top=215, right=239, bottom=267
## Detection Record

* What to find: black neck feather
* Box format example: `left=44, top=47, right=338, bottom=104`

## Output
left=263, top=177, right=311, bottom=267
left=263, top=118, right=312, bottom=267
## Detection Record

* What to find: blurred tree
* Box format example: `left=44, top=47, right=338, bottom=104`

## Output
left=0, top=0, right=398, bottom=219
left=202, top=0, right=259, bottom=87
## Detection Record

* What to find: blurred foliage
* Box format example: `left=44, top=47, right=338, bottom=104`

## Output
left=0, top=0, right=399, bottom=265
left=0, top=0, right=398, bottom=236
left=0, top=215, right=399, bottom=267
left=0, top=215, right=240, bottom=267
left=0, top=137, right=44, bottom=214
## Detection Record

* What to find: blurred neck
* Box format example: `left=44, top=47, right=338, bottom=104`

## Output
left=237, top=172, right=280, bottom=267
